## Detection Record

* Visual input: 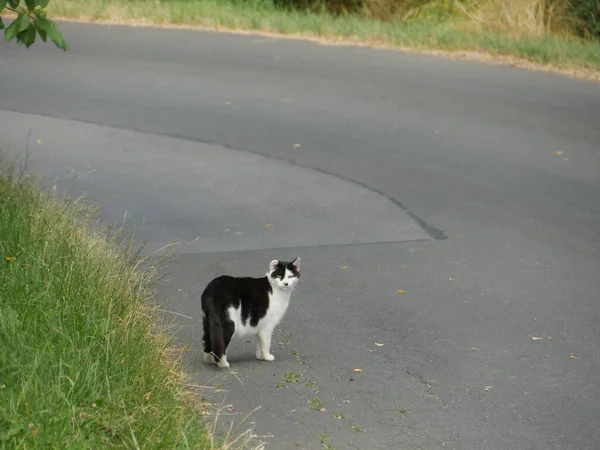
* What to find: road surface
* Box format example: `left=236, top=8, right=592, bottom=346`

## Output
left=1, top=22, right=599, bottom=450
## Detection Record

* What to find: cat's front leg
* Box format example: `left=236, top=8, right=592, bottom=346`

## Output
left=256, top=329, right=275, bottom=361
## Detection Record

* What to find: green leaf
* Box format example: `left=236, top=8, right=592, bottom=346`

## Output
left=17, top=22, right=36, bottom=47
left=0, top=18, right=4, bottom=31
left=25, top=0, right=35, bottom=9
left=36, top=0, right=49, bottom=7
left=35, top=16, right=68, bottom=51
left=0, top=0, right=8, bottom=12
left=35, top=22, right=46, bottom=41
left=8, top=0, right=19, bottom=9
left=16, top=12, right=30, bottom=32
left=4, top=17, right=21, bottom=41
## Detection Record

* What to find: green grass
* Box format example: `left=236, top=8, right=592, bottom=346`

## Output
left=283, top=371, right=301, bottom=383
left=318, top=432, right=336, bottom=450
left=0, top=157, right=243, bottom=448
left=46, top=0, right=600, bottom=74
left=304, top=380, right=319, bottom=393
left=309, top=396, right=324, bottom=411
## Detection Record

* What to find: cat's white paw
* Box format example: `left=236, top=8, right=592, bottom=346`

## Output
left=217, top=355, right=230, bottom=368
left=203, top=352, right=217, bottom=364
left=257, top=353, right=275, bottom=362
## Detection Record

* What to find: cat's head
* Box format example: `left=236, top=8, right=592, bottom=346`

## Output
left=268, top=258, right=301, bottom=291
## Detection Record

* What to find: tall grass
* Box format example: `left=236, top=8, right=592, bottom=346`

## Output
left=0, top=155, right=251, bottom=449
left=275, top=0, right=598, bottom=38
left=47, top=0, right=600, bottom=73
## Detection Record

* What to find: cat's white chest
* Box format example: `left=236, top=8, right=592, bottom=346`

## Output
left=227, top=290, right=291, bottom=338
left=263, top=290, right=291, bottom=327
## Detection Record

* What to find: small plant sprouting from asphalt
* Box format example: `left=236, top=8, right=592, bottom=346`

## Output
left=304, top=380, right=319, bottom=393
left=396, top=408, right=407, bottom=414
left=275, top=381, right=285, bottom=388
left=332, top=412, right=345, bottom=419
left=284, top=371, right=300, bottom=383
left=281, top=337, right=291, bottom=345
left=349, top=422, right=361, bottom=432
left=318, top=432, right=336, bottom=450
left=310, top=396, right=324, bottom=411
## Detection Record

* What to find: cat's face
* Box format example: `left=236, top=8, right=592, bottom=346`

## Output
left=268, top=258, right=301, bottom=291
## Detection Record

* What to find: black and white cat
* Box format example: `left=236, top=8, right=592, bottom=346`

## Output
left=201, top=258, right=301, bottom=368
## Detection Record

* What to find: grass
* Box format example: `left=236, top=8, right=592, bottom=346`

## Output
left=318, top=432, right=336, bottom=450
left=43, top=0, right=600, bottom=76
left=283, top=371, right=301, bottom=383
left=304, top=380, right=319, bottom=392
left=0, top=156, right=251, bottom=449
left=309, top=396, right=324, bottom=411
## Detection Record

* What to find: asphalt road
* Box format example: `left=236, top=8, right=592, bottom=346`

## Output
left=1, top=22, right=599, bottom=450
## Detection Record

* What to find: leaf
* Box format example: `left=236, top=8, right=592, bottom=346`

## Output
left=17, top=23, right=36, bottom=48
left=25, top=0, right=36, bottom=9
left=352, top=368, right=362, bottom=372
left=36, top=0, right=49, bottom=7
left=35, top=16, right=68, bottom=50
left=4, top=14, right=28, bottom=42
left=375, top=343, right=384, bottom=347
left=0, top=1, right=8, bottom=12
left=397, top=289, right=405, bottom=294
left=8, top=0, right=20, bottom=8
left=16, top=12, right=30, bottom=32
left=36, top=23, right=46, bottom=42
left=0, top=18, right=4, bottom=31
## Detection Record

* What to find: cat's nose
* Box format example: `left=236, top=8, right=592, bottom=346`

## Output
left=283, top=282, right=289, bottom=286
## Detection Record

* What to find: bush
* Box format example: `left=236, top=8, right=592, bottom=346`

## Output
left=570, top=0, right=600, bottom=38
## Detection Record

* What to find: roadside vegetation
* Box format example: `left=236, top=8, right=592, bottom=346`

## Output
left=42, top=0, right=600, bottom=75
left=0, top=155, right=250, bottom=448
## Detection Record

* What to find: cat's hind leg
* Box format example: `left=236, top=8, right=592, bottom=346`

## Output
left=256, top=327, right=275, bottom=362
left=202, top=313, right=217, bottom=364
left=217, top=319, right=235, bottom=369
left=207, top=313, right=230, bottom=368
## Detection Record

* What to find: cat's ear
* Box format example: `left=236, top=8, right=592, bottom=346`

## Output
left=291, top=257, right=301, bottom=270
left=269, top=260, right=279, bottom=271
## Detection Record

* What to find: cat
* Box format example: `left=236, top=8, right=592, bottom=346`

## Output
left=201, top=258, right=301, bottom=368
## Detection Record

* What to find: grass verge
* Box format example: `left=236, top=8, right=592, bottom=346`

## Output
left=44, top=0, right=600, bottom=80
left=0, top=155, right=247, bottom=448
